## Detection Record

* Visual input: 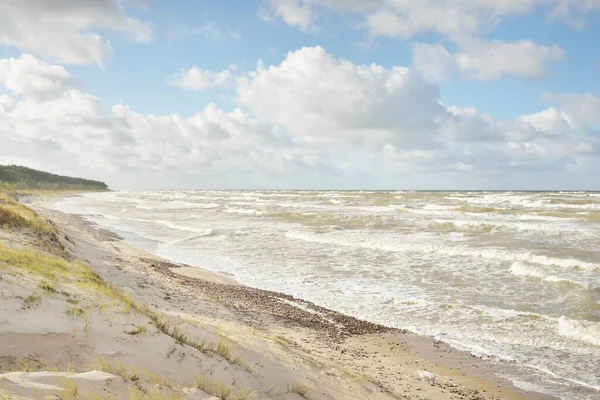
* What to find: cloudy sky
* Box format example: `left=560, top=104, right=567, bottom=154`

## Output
left=0, top=0, right=599, bottom=190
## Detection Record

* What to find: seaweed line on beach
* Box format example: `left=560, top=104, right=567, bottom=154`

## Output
left=141, top=257, right=404, bottom=341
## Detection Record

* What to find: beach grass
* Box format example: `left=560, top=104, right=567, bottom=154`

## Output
left=194, top=375, right=252, bottom=400
left=287, top=382, right=311, bottom=398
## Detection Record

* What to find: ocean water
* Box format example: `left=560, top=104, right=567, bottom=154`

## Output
left=54, top=190, right=600, bottom=399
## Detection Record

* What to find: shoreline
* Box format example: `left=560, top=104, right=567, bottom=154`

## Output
left=24, top=193, right=558, bottom=400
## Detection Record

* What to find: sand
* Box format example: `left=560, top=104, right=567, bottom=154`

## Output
left=0, top=194, right=555, bottom=399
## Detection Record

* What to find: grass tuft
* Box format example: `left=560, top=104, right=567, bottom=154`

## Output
left=194, top=376, right=252, bottom=400
left=94, top=358, right=139, bottom=383
left=65, top=306, right=87, bottom=320
left=38, top=281, right=58, bottom=294
left=125, top=323, right=147, bottom=336
left=22, top=293, right=42, bottom=309
left=58, top=377, right=79, bottom=397
left=287, top=382, right=311, bottom=399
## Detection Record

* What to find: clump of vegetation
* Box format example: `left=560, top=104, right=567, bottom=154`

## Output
left=65, top=306, right=87, bottom=320
left=22, top=292, right=42, bottom=309
left=125, top=324, right=147, bottom=336
left=194, top=375, right=252, bottom=400
left=0, top=165, right=108, bottom=191
left=287, top=382, right=311, bottom=399
left=39, top=281, right=58, bottom=294
left=94, top=358, right=140, bottom=383
left=0, top=190, right=53, bottom=232
left=0, top=188, right=65, bottom=255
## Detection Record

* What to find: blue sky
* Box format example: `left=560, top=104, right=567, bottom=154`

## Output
left=0, top=0, right=599, bottom=189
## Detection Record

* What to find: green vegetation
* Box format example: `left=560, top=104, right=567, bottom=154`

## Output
left=0, top=165, right=108, bottom=191
left=0, top=189, right=54, bottom=232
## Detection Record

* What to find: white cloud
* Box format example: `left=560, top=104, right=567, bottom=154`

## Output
left=412, top=40, right=564, bottom=81
left=237, top=47, right=445, bottom=149
left=258, top=0, right=600, bottom=82
left=260, top=0, right=315, bottom=31
left=1, top=50, right=599, bottom=189
left=261, top=0, right=600, bottom=38
left=166, top=21, right=241, bottom=41
left=167, top=66, right=237, bottom=92
left=541, top=92, right=600, bottom=125
left=0, top=54, right=80, bottom=100
left=0, top=0, right=152, bottom=66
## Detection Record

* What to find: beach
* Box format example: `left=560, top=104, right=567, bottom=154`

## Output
left=0, top=192, right=560, bottom=399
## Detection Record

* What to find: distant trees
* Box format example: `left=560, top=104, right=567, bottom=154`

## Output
left=0, top=165, right=108, bottom=190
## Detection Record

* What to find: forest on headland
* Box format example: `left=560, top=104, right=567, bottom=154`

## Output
left=0, top=165, right=108, bottom=190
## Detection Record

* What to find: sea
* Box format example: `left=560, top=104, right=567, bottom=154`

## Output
left=53, top=190, right=600, bottom=399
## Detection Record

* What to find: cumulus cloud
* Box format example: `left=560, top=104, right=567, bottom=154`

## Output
left=412, top=40, right=564, bottom=81
left=237, top=47, right=444, bottom=149
left=0, top=0, right=152, bottom=66
left=167, top=66, right=237, bottom=92
left=0, top=54, right=80, bottom=100
left=2, top=50, right=599, bottom=189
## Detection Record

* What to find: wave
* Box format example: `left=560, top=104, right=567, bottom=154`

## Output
left=222, top=207, right=265, bottom=215
left=558, top=317, right=600, bottom=346
left=285, top=230, right=600, bottom=271
left=168, top=229, right=217, bottom=245
left=150, top=220, right=217, bottom=236
left=509, top=262, right=590, bottom=288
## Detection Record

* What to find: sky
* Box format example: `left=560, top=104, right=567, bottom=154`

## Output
left=0, top=0, right=599, bottom=190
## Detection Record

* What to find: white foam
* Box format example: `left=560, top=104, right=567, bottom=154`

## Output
left=285, top=230, right=600, bottom=271
left=558, top=317, right=600, bottom=346
left=222, top=207, right=265, bottom=215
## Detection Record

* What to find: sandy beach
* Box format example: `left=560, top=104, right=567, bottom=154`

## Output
left=0, top=193, right=553, bottom=399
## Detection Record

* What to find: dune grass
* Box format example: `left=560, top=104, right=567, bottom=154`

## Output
left=125, top=324, right=147, bottom=336
left=286, top=382, right=311, bottom=399
left=94, top=358, right=141, bottom=383
left=194, top=375, right=252, bottom=400
left=0, top=190, right=56, bottom=233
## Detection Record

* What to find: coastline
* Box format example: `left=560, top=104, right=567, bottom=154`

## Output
left=7, top=193, right=553, bottom=399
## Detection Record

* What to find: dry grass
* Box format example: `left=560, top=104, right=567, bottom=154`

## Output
left=287, top=382, right=311, bottom=399
left=58, top=377, right=79, bottom=397
left=65, top=306, right=87, bottom=320
left=0, top=189, right=64, bottom=254
left=39, top=281, right=58, bottom=294
left=57, top=387, right=185, bottom=400
left=147, top=315, right=247, bottom=369
left=92, top=359, right=185, bottom=400
left=142, top=370, right=180, bottom=389
left=125, top=324, right=147, bottom=336
left=194, top=375, right=252, bottom=400
left=94, top=358, right=140, bottom=383
left=338, top=366, right=378, bottom=385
